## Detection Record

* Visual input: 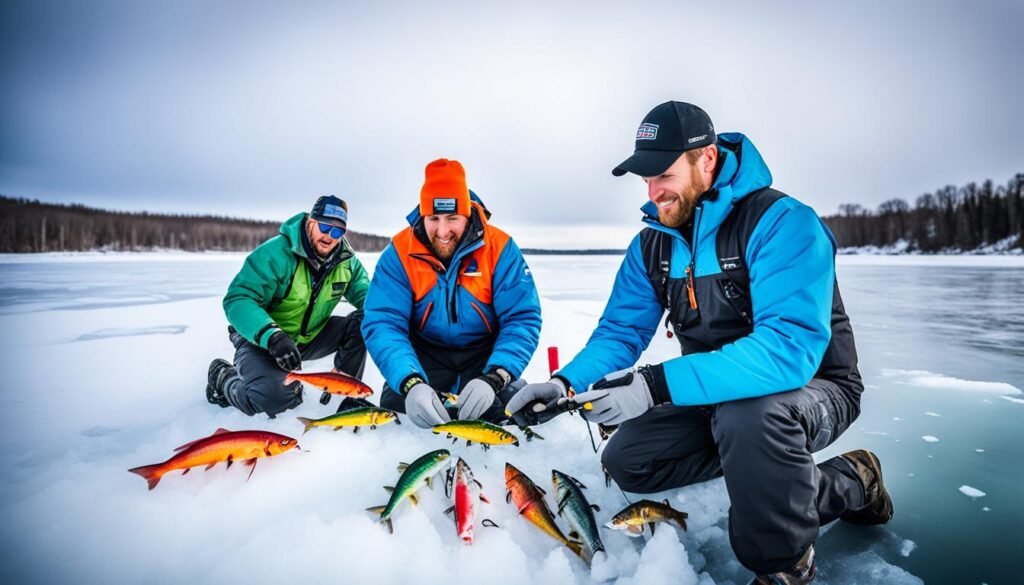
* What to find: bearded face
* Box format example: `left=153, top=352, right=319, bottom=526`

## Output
left=647, top=155, right=709, bottom=228
left=424, top=213, right=469, bottom=261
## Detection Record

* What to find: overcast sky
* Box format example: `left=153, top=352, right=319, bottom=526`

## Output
left=2, top=0, right=1022, bottom=248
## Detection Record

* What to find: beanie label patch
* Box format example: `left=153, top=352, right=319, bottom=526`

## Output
left=636, top=123, right=659, bottom=140
left=432, top=198, right=457, bottom=214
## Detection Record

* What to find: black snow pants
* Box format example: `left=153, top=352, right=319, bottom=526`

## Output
left=224, top=311, right=366, bottom=417
left=378, top=334, right=521, bottom=424
left=601, top=378, right=865, bottom=574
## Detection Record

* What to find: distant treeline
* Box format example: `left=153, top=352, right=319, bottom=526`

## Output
left=522, top=248, right=625, bottom=255
left=0, top=196, right=390, bottom=253
left=822, top=173, right=1024, bottom=252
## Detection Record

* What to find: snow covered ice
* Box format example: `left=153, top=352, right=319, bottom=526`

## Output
left=4, top=253, right=1024, bottom=584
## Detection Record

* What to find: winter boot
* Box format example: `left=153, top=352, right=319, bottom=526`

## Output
left=750, top=545, right=816, bottom=585
left=839, top=449, right=894, bottom=525
left=206, top=358, right=235, bottom=408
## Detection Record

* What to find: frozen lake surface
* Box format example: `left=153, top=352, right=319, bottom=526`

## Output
left=1, top=252, right=1021, bottom=585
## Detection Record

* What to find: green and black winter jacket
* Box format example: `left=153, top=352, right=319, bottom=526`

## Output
left=223, top=212, right=369, bottom=348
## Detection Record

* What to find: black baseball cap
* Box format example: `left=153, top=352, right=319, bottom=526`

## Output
left=310, top=195, right=348, bottom=226
left=612, top=101, right=717, bottom=177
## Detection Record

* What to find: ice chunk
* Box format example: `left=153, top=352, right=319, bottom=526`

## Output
left=924, top=411, right=942, bottom=417
left=881, top=369, right=1021, bottom=395
left=958, top=485, right=986, bottom=498
left=921, top=435, right=939, bottom=443
left=900, top=539, right=917, bottom=557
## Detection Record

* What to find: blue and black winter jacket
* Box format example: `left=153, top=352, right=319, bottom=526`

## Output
left=362, top=193, right=542, bottom=394
left=558, top=133, right=862, bottom=405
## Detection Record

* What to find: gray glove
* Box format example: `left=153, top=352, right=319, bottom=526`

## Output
left=575, top=368, right=655, bottom=426
left=405, top=383, right=451, bottom=428
left=504, top=377, right=568, bottom=419
left=457, top=369, right=507, bottom=420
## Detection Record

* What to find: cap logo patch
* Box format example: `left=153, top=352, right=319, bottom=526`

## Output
left=322, top=203, right=348, bottom=222
left=432, top=198, right=457, bottom=214
left=636, top=123, right=659, bottom=140
left=687, top=134, right=708, bottom=144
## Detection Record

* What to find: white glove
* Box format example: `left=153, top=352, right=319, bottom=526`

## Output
left=575, top=368, right=655, bottom=426
left=405, top=383, right=451, bottom=428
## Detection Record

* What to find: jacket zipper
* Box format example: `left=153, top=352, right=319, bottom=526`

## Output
left=299, top=249, right=352, bottom=336
left=685, top=206, right=703, bottom=311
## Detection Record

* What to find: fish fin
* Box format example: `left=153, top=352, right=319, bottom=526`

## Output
left=128, top=464, right=163, bottom=491
left=397, top=463, right=409, bottom=473
left=393, top=416, right=402, bottom=425
left=350, top=427, right=359, bottom=434
left=566, top=540, right=584, bottom=560
left=245, top=458, right=258, bottom=481
left=479, top=493, right=490, bottom=504
left=263, top=440, right=271, bottom=457
left=296, top=417, right=314, bottom=435
left=425, top=476, right=433, bottom=489
left=663, top=498, right=670, bottom=506
left=384, top=486, right=395, bottom=494
left=370, top=425, right=376, bottom=430
left=648, top=522, right=656, bottom=536
left=505, top=491, right=512, bottom=504
left=408, top=493, right=419, bottom=506
left=591, top=504, right=601, bottom=512
left=366, top=505, right=386, bottom=516
left=443, top=505, right=455, bottom=516
left=226, top=455, right=234, bottom=469
left=181, top=467, right=190, bottom=476
left=568, top=530, right=579, bottom=540
left=204, top=462, right=217, bottom=470
left=386, top=518, right=393, bottom=534
left=481, top=519, right=499, bottom=528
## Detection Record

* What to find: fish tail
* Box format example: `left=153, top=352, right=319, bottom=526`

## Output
left=566, top=539, right=584, bottom=560
left=296, top=417, right=315, bottom=435
left=128, top=463, right=164, bottom=491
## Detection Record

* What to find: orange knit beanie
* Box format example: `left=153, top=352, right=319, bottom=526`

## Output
left=420, top=158, right=470, bottom=217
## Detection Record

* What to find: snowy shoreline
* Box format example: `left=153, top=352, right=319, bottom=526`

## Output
left=3, top=250, right=1024, bottom=269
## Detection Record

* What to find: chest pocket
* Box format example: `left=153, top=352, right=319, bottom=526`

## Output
left=641, top=188, right=787, bottom=354
left=330, top=281, right=347, bottom=299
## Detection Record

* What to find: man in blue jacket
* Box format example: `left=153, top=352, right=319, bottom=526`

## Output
left=363, top=158, right=541, bottom=428
left=507, top=102, right=892, bottom=583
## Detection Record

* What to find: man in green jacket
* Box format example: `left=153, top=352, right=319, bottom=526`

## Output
left=206, top=195, right=370, bottom=417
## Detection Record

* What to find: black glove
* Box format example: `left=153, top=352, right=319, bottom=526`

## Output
left=267, top=330, right=302, bottom=371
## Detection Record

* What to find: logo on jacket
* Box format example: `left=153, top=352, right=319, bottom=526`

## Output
left=636, top=123, right=659, bottom=140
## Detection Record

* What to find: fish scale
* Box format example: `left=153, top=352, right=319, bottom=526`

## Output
left=552, top=469, right=605, bottom=565
left=367, top=449, right=450, bottom=533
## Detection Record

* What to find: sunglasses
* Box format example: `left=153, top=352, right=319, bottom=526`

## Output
left=317, top=222, right=346, bottom=239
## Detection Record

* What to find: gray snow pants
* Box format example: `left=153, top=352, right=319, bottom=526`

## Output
left=600, top=378, right=865, bottom=574
left=224, top=312, right=366, bottom=417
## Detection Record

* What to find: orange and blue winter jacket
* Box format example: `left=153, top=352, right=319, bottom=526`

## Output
left=362, top=193, right=541, bottom=394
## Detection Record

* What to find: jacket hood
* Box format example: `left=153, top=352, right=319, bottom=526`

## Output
left=641, top=132, right=773, bottom=234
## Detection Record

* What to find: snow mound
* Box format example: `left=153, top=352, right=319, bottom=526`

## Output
left=882, top=369, right=1022, bottom=396
left=958, top=486, right=986, bottom=498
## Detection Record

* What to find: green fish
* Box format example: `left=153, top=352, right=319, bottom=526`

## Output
left=552, top=469, right=605, bottom=565
left=296, top=406, right=400, bottom=435
left=367, top=449, right=451, bottom=533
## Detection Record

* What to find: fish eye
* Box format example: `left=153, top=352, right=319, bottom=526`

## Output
left=281, top=440, right=292, bottom=446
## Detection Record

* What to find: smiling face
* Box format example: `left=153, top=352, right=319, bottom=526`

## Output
left=642, top=146, right=718, bottom=228
left=306, top=217, right=343, bottom=257
left=423, top=213, right=469, bottom=261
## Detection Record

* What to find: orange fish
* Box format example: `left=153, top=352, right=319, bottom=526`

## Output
left=284, top=371, right=374, bottom=398
left=128, top=428, right=299, bottom=490
left=505, top=463, right=583, bottom=558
